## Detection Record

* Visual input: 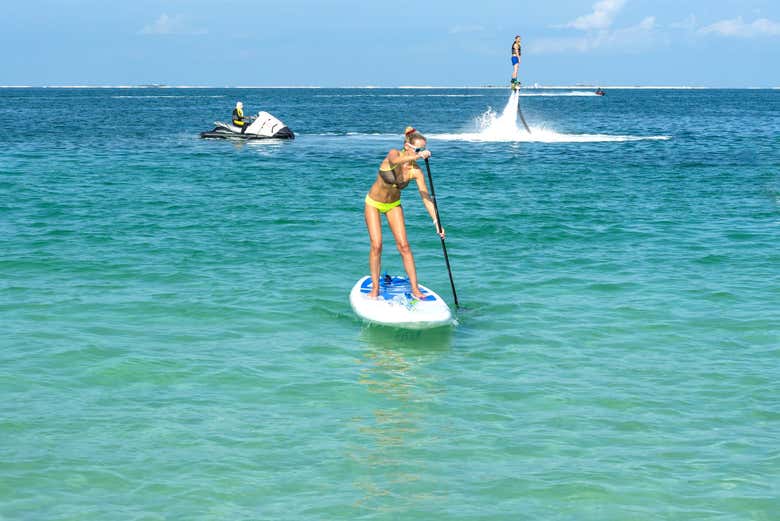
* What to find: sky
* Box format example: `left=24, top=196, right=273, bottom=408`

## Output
left=2, top=0, right=780, bottom=87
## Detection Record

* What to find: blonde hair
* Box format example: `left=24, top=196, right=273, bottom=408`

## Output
left=404, top=126, right=425, bottom=144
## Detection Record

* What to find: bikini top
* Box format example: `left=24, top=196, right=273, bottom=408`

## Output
left=378, top=157, right=419, bottom=190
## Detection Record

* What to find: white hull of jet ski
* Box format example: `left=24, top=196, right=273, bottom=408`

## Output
left=200, top=111, right=294, bottom=140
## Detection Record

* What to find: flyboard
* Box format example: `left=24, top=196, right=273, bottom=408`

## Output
left=512, top=82, right=533, bottom=134
left=350, top=274, right=453, bottom=329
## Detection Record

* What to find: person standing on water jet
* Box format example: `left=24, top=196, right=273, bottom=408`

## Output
left=511, top=35, right=522, bottom=89
left=364, top=127, right=444, bottom=300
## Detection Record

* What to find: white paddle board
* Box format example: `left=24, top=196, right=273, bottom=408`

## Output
left=350, top=274, right=453, bottom=329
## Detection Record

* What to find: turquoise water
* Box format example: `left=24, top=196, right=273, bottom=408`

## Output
left=1, top=88, right=779, bottom=520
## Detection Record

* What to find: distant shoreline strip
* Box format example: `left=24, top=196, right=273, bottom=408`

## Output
left=0, top=85, right=774, bottom=90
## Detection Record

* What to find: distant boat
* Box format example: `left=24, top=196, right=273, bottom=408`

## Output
left=595, top=88, right=606, bottom=96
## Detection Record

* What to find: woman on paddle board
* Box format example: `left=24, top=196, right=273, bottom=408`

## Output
left=364, top=127, right=444, bottom=300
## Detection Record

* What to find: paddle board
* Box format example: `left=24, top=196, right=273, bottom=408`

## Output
left=349, top=275, right=453, bottom=329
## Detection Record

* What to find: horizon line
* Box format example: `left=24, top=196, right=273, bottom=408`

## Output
left=1, top=84, right=778, bottom=90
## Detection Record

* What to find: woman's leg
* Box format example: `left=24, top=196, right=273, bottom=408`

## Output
left=385, top=206, right=424, bottom=298
left=364, top=204, right=383, bottom=297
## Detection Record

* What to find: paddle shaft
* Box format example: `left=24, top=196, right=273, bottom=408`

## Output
left=424, top=158, right=459, bottom=309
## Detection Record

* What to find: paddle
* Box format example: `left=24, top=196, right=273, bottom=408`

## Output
left=424, top=158, right=460, bottom=309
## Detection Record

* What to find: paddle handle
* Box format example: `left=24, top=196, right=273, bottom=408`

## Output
left=424, top=158, right=459, bottom=309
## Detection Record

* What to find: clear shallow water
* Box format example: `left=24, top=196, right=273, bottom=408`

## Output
left=1, top=87, right=779, bottom=520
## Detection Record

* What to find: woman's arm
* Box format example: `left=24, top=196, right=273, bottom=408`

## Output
left=387, top=148, right=429, bottom=168
left=414, top=170, right=446, bottom=238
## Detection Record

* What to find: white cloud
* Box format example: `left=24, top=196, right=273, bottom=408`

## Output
left=698, top=17, right=780, bottom=37
left=632, top=16, right=655, bottom=32
left=532, top=16, right=656, bottom=54
left=670, top=14, right=697, bottom=31
left=449, top=25, right=485, bottom=34
left=534, top=2, right=662, bottom=54
left=563, top=0, right=626, bottom=31
left=139, top=14, right=206, bottom=36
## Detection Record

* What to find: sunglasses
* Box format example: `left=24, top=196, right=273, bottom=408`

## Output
left=412, top=145, right=427, bottom=153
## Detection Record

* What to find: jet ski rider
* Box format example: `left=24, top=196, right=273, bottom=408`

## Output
left=232, top=101, right=251, bottom=134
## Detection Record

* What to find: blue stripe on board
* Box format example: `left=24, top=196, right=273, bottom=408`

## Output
left=359, top=275, right=436, bottom=301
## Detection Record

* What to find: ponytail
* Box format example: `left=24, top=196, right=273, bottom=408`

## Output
left=404, top=126, right=425, bottom=143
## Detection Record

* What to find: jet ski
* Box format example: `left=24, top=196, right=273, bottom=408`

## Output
left=595, top=88, right=606, bottom=96
left=200, top=111, right=294, bottom=140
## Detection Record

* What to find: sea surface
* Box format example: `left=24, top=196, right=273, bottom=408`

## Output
left=1, top=87, right=779, bottom=520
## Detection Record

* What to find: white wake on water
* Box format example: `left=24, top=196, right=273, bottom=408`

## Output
left=519, top=91, right=599, bottom=97
left=429, top=91, right=670, bottom=143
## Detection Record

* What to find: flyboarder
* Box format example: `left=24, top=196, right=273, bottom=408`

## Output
left=511, top=36, right=522, bottom=90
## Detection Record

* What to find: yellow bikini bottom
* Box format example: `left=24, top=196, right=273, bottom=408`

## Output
left=365, top=194, right=401, bottom=214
